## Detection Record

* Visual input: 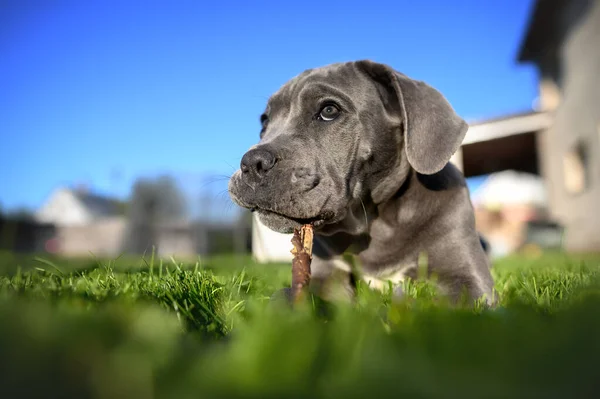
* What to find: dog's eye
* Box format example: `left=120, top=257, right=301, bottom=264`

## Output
left=259, top=114, right=269, bottom=137
left=260, top=114, right=269, bottom=127
left=318, top=104, right=340, bottom=121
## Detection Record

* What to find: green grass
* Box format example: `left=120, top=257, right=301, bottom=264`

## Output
left=1, top=250, right=600, bottom=399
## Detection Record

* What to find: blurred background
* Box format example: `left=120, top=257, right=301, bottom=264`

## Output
left=1, top=0, right=599, bottom=262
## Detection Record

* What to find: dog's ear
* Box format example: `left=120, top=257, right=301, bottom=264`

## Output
left=355, top=60, right=468, bottom=175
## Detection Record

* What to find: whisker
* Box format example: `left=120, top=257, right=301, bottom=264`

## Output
left=360, top=198, right=369, bottom=229
left=213, top=190, right=238, bottom=215
left=198, top=175, right=232, bottom=190
left=224, top=161, right=237, bottom=172
left=216, top=190, right=232, bottom=203
left=224, top=202, right=236, bottom=217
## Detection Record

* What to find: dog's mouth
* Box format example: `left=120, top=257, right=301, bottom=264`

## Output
left=229, top=174, right=337, bottom=231
left=251, top=207, right=335, bottom=229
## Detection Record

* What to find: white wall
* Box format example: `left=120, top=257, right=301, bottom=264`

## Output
left=35, top=188, right=91, bottom=226
left=57, top=217, right=126, bottom=256
left=252, top=213, right=294, bottom=263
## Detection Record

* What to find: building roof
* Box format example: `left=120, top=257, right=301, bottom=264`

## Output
left=71, top=190, right=125, bottom=219
left=517, top=0, right=569, bottom=63
left=463, top=110, right=553, bottom=145
left=467, top=109, right=542, bottom=127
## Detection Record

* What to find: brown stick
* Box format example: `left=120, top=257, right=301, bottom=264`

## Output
left=290, top=224, right=314, bottom=303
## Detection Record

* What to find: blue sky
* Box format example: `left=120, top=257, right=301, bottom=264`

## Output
left=1, top=0, right=537, bottom=214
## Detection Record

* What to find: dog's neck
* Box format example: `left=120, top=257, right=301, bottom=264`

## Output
left=315, top=162, right=469, bottom=256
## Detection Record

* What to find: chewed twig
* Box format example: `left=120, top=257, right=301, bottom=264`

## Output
left=290, top=224, right=314, bottom=303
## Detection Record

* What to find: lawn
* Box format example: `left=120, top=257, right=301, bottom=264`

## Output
left=0, top=250, right=599, bottom=399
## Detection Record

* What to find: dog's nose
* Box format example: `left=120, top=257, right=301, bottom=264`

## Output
left=241, top=148, right=277, bottom=179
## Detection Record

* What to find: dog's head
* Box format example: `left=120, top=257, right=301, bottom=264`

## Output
left=228, top=60, right=468, bottom=234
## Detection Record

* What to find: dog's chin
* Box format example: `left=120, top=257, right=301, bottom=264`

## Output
left=255, top=211, right=298, bottom=234
left=255, top=209, right=335, bottom=234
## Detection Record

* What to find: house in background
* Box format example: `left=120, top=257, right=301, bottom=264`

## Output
left=451, top=0, right=600, bottom=254
left=252, top=0, right=600, bottom=262
left=517, top=0, right=600, bottom=251
left=33, top=185, right=251, bottom=258
left=36, top=186, right=125, bottom=227
left=34, top=186, right=128, bottom=256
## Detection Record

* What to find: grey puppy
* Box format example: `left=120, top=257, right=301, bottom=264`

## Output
left=228, top=60, right=495, bottom=305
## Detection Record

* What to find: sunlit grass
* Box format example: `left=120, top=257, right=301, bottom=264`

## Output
left=0, top=251, right=599, bottom=398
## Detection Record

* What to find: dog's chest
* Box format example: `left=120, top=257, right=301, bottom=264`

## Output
left=347, top=221, right=420, bottom=288
left=357, top=218, right=418, bottom=265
